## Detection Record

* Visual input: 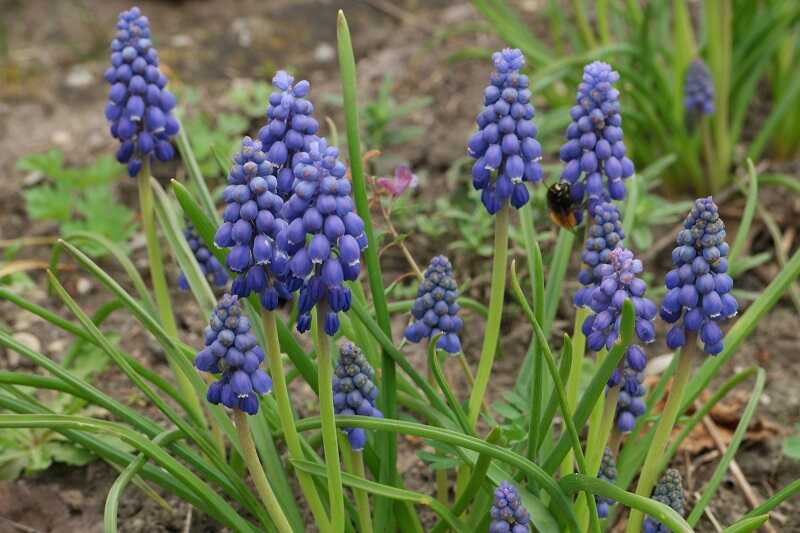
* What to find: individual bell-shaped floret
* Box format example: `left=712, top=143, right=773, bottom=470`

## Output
left=332, top=343, right=382, bottom=450
left=558, top=62, right=634, bottom=216
left=643, top=469, right=686, bottom=533
left=404, top=256, right=463, bottom=354
left=179, top=223, right=228, bottom=290
left=489, top=481, right=531, bottom=533
left=194, top=294, right=272, bottom=415
left=104, top=6, right=180, bottom=177
left=468, top=48, right=543, bottom=215
left=660, top=197, right=737, bottom=355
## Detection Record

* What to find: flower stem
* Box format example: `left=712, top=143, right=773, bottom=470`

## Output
left=467, top=205, right=509, bottom=429
left=350, top=446, right=375, bottom=533
left=561, top=306, right=590, bottom=477
left=428, top=351, right=450, bottom=505
left=627, top=342, right=697, bottom=533
left=138, top=163, right=204, bottom=425
left=313, top=309, right=345, bottom=532
left=262, top=309, right=331, bottom=531
left=233, top=410, right=294, bottom=532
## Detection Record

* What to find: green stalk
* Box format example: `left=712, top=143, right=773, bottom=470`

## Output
left=707, top=0, right=732, bottom=192
left=262, top=310, right=331, bottom=531
left=138, top=164, right=204, bottom=426
left=350, top=447, right=375, bottom=533
left=336, top=13, right=396, bottom=527
left=627, top=342, right=697, bottom=532
left=428, top=353, right=450, bottom=505
left=313, top=310, right=345, bottom=532
left=561, top=306, right=590, bottom=477
left=467, top=205, right=509, bottom=428
left=233, top=410, right=294, bottom=532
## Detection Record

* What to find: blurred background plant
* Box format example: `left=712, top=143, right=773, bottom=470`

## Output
left=18, top=149, right=136, bottom=257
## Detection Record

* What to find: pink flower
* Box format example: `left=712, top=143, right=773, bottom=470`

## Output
left=376, top=166, right=418, bottom=197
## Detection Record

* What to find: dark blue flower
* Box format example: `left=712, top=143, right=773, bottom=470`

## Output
left=490, top=481, right=530, bottom=533
left=194, top=294, right=272, bottom=415
left=607, top=355, right=647, bottom=432
left=559, top=62, right=633, bottom=216
left=179, top=223, right=228, bottom=290
left=468, top=48, right=543, bottom=215
left=595, top=447, right=617, bottom=518
left=684, top=59, right=715, bottom=118
left=278, top=136, right=367, bottom=335
left=575, top=201, right=625, bottom=308
left=214, top=136, right=294, bottom=310
left=582, top=248, right=657, bottom=352
left=258, top=70, right=320, bottom=199
left=404, top=256, right=463, bottom=354
left=104, top=6, right=179, bottom=177
left=332, top=343, right=382, bottom=450
left=660, top=197, right=737, bottom=355
left=643, top=469, right=685, bottom=533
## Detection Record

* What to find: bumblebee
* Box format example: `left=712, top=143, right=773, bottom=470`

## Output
left=547, top=181, right=580, bottom=230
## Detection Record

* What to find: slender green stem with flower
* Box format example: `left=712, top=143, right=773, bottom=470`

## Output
left=233, top=410, right=294, bottom=532
left=467, top=205, right=509, bottom=428
left=313, top=308, right=345, bottom=532
left=349, top=446, right=375, bottom=533
left=561, top=306, right=590, bottom=477
left=262, top=309, right=331, bottom=531
left=627, top=342, right=697, bottom=532
left=139, top=164, right=204, bottom=425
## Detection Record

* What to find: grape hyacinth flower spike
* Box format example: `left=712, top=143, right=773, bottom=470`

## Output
left=643, top=469, right=686, bottom=533
left=179, top=224, right=228, bottom=290
left=214, top=136, right=295, bottom=310
left=595, top=447, right=617, bottom=518
left=582, top=247, right=657, bottom=352
left=404, top=256, right=463, bottom=354
left=279, top=136, right=368, bottom=336
left=258, top=70, right=320, bottom=199
left=332, top=343, right=383, bottom=450
left=194, top=294, right=272, bottom=415
left=468, top=48, right=543, bottom=215
left=660, top=197, right=737, bottom=355
left=574, top=201, right=625, bottom=308
left=559, top=61, right=634, bottom=219
left=104, top=6, right=180, bottom=177
left=490, top=481, right=531, bottom=533
left=684, top=59, right=715, bottom=119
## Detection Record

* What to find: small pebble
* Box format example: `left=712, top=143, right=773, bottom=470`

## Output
left=13, top=331, right=41, bottom=354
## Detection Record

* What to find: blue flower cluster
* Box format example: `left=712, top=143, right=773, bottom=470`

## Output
left=582, top=248, right=656, bottom=352
left=595, top=447, right=617, bottom=518
left=559, top=61, right=634, bottom=215
left=490, top=481, right=530, bottom=533
left=643, top=469, right=685, bottom=533
left=660, top=197, right=737, bottom=355
left=257, top=70, right=320, bottom=199
left=574, top=201, right=625, bottom=308
left=104, top=6, right=179, bottom=177
left=607, top=354, right=647, bottom=432
left=179, top=224, right=228, bottom=290
left=468, top=48, right=543, bottom=215
left=404, top=256, right=463, bottom=354
left=214, top=136, right=294, bottom=310
left=279, top=137, right=367, bottom=335
left=684, top=59, right=715, bottom=117
left=332, top=343, right=382, bottom=450
left=194, top=294, right=272, bottom=415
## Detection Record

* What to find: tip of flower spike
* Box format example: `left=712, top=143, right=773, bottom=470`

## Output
left=405, top=256, right=462, bottom=353
left=490, top=481, right=530, bottom=532
left=644, top=469, right=685, bottom=532
left=195, top=293, right=270, bottom=415
left=333, top=343, right=381, bottom=450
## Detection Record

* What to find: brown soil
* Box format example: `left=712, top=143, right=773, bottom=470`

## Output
left=1, top=1, right=798, bottom=532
